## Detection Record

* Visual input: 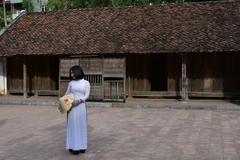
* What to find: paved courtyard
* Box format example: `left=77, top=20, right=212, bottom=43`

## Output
left=1, top=105, right=240, bottom=160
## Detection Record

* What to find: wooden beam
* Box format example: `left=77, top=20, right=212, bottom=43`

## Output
left=128, top=76, right=132, bottom=97
left=123, top=56, right=126, bottom=102
left=189, top=92, right=240, bottom=98
left=127, top=56, right=133, bottom=98
left=132, top=91, right=180, bottom=97
left=23, top=58, right=27, bottom=98
left=181, top=54, right=189, bottom=101
left=101, top=55, right=104, bottom=100
left=58, top=57, right=61, bottom=97
left=37, top=90, right=59, bottom=96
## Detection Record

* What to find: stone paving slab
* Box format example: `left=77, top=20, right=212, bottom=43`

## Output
left=1, top=105, right=240, bottom=160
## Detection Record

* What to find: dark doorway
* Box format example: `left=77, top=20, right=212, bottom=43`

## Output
left=150, top=55, right=168, bottom=91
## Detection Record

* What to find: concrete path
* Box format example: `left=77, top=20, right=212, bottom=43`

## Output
left=1, top=96, right=240, bottom=111
left=1, top=105, right=240, bottom=160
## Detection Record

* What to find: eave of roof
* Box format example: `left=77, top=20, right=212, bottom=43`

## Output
left=0, top=1, right=240, bottom=56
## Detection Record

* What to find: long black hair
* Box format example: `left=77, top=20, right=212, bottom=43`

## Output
left=69, top=65, right=85, bottom=80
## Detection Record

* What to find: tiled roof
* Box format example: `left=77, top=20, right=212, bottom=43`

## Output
left=0, top=1, right=240, bottom=56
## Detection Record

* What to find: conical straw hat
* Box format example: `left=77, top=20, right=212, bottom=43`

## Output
left=58, top=93, right=74, bottom=113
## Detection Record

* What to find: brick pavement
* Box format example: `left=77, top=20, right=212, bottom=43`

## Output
left=1, top=105, right=240, bottom=160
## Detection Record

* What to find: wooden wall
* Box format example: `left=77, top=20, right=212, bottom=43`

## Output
left=167, top=54, right=181, bottom=92
left=127, top=53, right=240, bottom=99
left=188, top=53, right=240, bottom=98
left=126, top=55, right=151, bottom=92
left=59, top=56, right=126, bottom=101
left=126, top=54, right=181, bottom=97
left=7, top=56, right=59, bottom=95
left=7, top=53, right=240, bottom=99
left=7, top=56, right=23, bottom=91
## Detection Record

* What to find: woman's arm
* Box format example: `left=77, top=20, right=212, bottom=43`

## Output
left=64, top=82, right=71, bottom=95
left=74, top=81, right=90, bottom=105
left=80, top=81, right=90, bottom=102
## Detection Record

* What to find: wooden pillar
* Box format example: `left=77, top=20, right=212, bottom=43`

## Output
left=128, top=76, right=132, bottom=97
left=101, top=55, right=104, bottom=100
left=123, top=57, right=126, bottom=102
left=3, top=57, right=7, bottom=95
left=127, top=55, right=133, bottom=98
left=181, top=54, right=188, bottom=101
left=58, top=57, right=61, bottom=97
left=23, top=57, right=27, bottom=98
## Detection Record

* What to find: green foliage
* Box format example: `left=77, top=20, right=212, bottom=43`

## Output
left=135, top=0, right=151, bottom=5
left=110, top=0, right=131, bottom=7
left=0, top=7, right=4, bottom=30
left=22, top=0, right=34, bottom=12
left=0, top=7, right=12, bottom=30
left=47, top=0, right=67, bottom=10
left=47, top=0, right=184, bottom=11
left=47, top=0, right=223, bottom=11
left=48, top=0, right=113, bottom=10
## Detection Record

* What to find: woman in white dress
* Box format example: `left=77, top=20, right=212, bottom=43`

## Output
left=65, top=65, right=90, bottom=155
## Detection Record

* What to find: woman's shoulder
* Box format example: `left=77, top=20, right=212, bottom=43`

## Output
left=71, top=79, right=90, bottom=85
left=83, top=79, right=90, bottom=85
left=68, top=80, right=73, bottom=85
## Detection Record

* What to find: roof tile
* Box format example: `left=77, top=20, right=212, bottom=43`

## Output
left=0, top=1, right=240, bottom=56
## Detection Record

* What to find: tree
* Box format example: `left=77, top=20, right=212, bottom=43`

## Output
left=47, top=0, right=68, bottom=11
left=47, top=0, right=112, bottom=10
left=0, top=7, right=4, bottom=30
left=47, top=0, right=187, bottom=11
left=22, top=0, right=33, bottom=12
left=0, top=7, right=12, bottom=30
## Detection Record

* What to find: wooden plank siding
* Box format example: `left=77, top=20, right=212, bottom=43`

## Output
left=188, top=53, right=240, bottom=98
left=126, top=54, right=181, bottom=98
left=167, top=54, right=181, bottom=92
left=59, top=56, right=126, bottom=101
left=7, top=56, right=23, bottom=92
left=81, top=56, right=104, bottom=100
left=7, top=56, right=59, bottom=96
left=126, top=55, right=151, bottom=92
left=127, top=54, right=240, bottom=99
left=6, top=53, right=240, bottom=100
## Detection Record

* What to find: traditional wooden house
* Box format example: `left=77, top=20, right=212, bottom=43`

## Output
left=0, top=1, right=240, bottom=101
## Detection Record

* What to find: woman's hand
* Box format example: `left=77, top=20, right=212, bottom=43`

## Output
left=72, top=99, right=82, bottom=106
